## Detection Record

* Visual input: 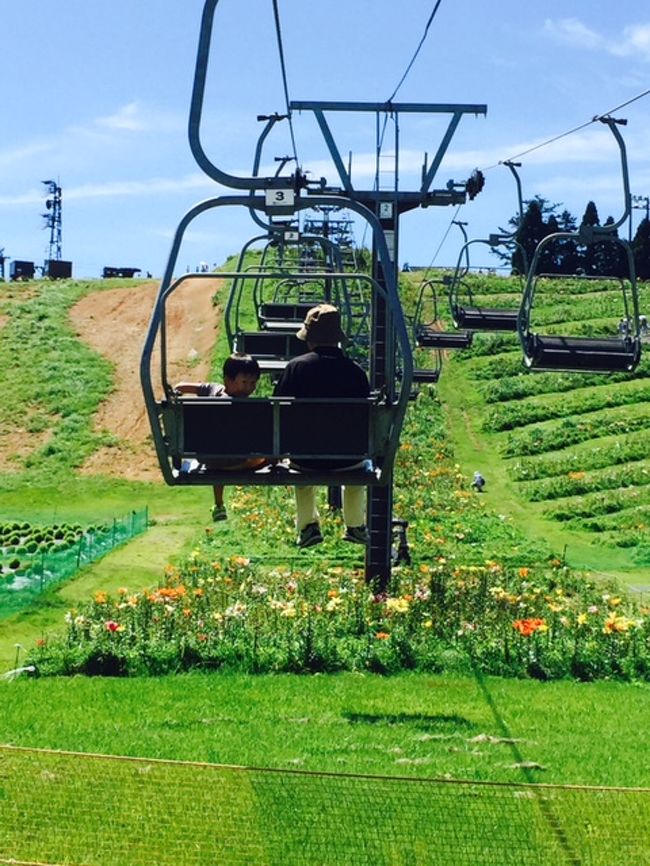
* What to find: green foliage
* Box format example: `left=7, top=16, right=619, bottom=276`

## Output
left=30, top=546, right=650, bottom=681
left=0, top=511, right=148, bottom=620
left=28, top=393, right=649, bottom=683
left=0, top=280, right=115, bottom=478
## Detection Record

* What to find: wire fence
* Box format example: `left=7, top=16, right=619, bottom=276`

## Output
left=0, top=509, right=148, bottom=620
left=0, top=745, right=648, bottom=866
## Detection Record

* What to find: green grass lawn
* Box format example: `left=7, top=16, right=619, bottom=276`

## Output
left=0, top=477, right=213, bottom=670
left=1, top=277, right=649, bottom=865
left=1, top=671, right=649, bottom=787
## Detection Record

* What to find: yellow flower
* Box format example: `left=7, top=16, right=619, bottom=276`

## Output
left=385, top=597, right=410, bottom=614
left=603, top=613, right=630, bottom=634
left=577, top=613, right=588, bottom=626
left=94, top=591, right=108, bottom=604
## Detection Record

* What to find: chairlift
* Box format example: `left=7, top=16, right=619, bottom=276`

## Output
left=414, top=276, right=473, bottom=350
left=518, top=116, right=642, bottom=373
left=449, top=161, right=528, bottom=332
left=140, top=195, right=413, bottom=489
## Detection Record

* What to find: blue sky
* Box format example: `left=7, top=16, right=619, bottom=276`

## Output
left=3, top=1, right=650, bottom=277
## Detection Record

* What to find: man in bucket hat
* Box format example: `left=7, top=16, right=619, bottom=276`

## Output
left=274, top=303, right=370, bottom=548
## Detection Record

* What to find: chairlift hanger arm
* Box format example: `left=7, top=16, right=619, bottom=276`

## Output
left=189, top=0, right=300, bottom=191
left=500, top=161, right=524, bottom=239
left=247, top=117, right=295, bottom=231
left=591, top=116, right=631, bottom=234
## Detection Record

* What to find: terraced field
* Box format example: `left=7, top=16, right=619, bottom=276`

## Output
left=431, top=273, right=650, bottom=575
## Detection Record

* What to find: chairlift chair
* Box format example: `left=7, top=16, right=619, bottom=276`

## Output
left=449, top=237, right=527, bottom=332
left=518, top=235, right=642, bottom=373
left=140, top=195, right=413, bottom=489
left=518, top=115, right=643, bottom=374
left=413, top=276, right=473, bottom=350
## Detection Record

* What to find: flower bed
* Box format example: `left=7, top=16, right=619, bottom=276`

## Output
left=30, top=553, right=650, bottom=681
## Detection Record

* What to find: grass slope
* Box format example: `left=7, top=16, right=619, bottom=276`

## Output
left=431, top=273, right=650, bottom=585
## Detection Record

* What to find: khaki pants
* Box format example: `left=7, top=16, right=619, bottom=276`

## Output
left=295, top=486, right=365, bottom=531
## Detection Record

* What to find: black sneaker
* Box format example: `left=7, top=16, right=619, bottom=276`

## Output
left=344, top=525, right=369, bottom=545
left=211, top=505, right=227, bottom=522
left=298, top=522, right=323, bottom=548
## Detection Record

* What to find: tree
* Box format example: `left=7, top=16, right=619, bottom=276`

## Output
left=512, top=199, right=547, bottom=275
left=632, top=217, right=650, bottom=281
left=579, top=201, right=600, bottom=274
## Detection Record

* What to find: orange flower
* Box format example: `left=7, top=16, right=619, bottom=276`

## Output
left=375, top=632, right=391, bottom=640
left=94, top=591, right=108, bottom=604
left=512, top=618, right=547, bottom=637
left=518, top=567, right=530, bottom=578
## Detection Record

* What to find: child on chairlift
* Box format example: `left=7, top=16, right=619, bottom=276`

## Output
left=175, top=353, right=265, bottom=521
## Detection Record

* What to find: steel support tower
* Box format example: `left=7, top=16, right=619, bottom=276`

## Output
left=42, top=180, right=63, bottom=262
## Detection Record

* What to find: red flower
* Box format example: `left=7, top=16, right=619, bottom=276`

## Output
left=104, top=620, right=121, bottom=632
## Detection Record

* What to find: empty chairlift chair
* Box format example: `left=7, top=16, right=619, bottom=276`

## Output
left=413, top=277, right=473, bottom=350
left=518, top=235, right=642, bottom=373
left=518, top=114, right=643, bottom=374
left=449, top=237, right=527, bottom=332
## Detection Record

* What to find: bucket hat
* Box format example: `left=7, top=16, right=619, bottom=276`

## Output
left=296, top=304, right=346, bottom=343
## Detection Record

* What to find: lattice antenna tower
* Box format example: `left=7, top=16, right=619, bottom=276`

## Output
left=42, top=180, right=63, bottom=261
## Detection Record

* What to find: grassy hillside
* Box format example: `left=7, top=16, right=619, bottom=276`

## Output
left=421, top=272, right=650, bottom=585
left=1, top=273, right=648, bottom=673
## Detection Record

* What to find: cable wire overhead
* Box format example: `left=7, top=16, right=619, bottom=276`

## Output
left=485, top=86, right=650, bottom=171
left=271, top=0, right=300, bottom=168
left=386, top=0, right=445, bottom=102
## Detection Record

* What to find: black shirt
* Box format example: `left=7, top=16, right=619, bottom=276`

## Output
left=274, top=346, right=370, bottom=398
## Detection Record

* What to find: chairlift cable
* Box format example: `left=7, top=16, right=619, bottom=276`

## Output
left=373, top=1, right=445, bottom=192
left=483, top=86, right=650, bottom=171
left=271, top=0, right=300, bottom=166
left=386, top=0, right=445, bottom=103
left=424, top=204, right=462, bottom=276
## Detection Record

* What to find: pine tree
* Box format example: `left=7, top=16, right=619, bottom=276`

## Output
left=579, top=201, right=600, bottom=274
left=632, top=217, right=650, bottom=280
left=512, top=199, right=547, bottom=275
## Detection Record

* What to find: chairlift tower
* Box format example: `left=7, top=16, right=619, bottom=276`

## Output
left=42, top=180, right=63, bottom=262
left=0, top=248, right=7, bottom=282
left=288, top=100, right=486, bottom=587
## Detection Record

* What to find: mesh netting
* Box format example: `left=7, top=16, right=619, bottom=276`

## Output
left=1, top=745, right=648, bottom=865
left=0, top=509, right=148, bottom=619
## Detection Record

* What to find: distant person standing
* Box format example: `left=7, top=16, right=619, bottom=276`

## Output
left=274, top=304, right=370, bottom=548
left=471, top=471, right=485, bottom=493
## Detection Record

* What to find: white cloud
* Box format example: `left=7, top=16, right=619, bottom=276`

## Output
left=611, top=23, right=650, bottom=61
left=544, top=18, right=650, bottom=62
left=0, top=141, right=52, bottom=169
left=95, top=101, right=147, bottom=131
left=543, top=18, right=603, bottom=50
left=0, top=173, right=219, bottom=207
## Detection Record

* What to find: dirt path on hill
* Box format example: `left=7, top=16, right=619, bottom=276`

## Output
left=69, top=279, right=223, bottom=481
